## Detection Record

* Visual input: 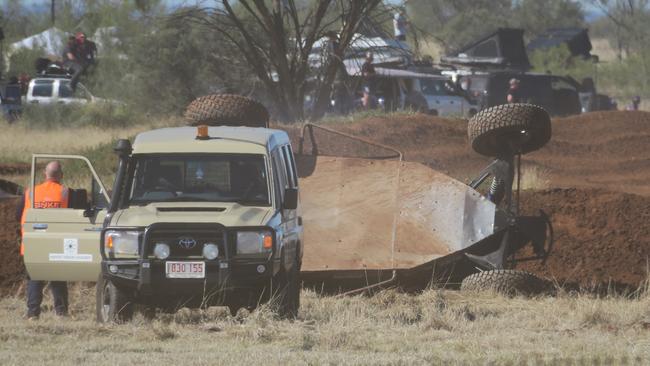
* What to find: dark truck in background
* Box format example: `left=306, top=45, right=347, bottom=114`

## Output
left=456, top=72, right=615, bottom=116
left=440, top=28, right=616, bottom=117
left=458, top=72, right=581, bottom=117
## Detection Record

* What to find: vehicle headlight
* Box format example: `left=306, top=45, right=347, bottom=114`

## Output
left=236, top=231, right=273, bottom=254
left=203, top=243, right=219, bottom=260
left=154, top=243, right=170, bottom=260
left=104, top=230, right=140, bottom=258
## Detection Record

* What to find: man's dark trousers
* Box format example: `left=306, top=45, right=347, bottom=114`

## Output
left=27, top=280, right=68, bottom=317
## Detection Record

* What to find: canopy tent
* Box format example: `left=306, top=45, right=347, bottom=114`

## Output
left=4, top=27, right=68, bottom=72
left=8, top=27, right=67, bottom=58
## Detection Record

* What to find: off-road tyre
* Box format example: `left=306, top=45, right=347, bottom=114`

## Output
left=184, top=94, right=269, bottom=128
left=468, top=103, right=551, bottom=157
left=460, top=269, right=553, bottom=297
left=96, top=276, right=134, bottom=323
left=272, top=256, right=300, bottom=319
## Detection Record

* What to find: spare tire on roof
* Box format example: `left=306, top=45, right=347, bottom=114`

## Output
left=468, top=103, right=551, bottom=157
left=185, top=94, right=269, bottom=128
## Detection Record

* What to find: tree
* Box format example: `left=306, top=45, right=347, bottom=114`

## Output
left=529, top=44, right=594, bottom=81
left=512, top=0, right=584, bottom=38
left=406, top=0, right=584, bottom=53
left=177, top=0, right=383, bottom=122
left=592, top=0, right=650, bottom=90
left=591, top=0, right=650, bottom=59
left=124, top=13, right=256, bottom=114
left=407, top=0, right=514, bottom=52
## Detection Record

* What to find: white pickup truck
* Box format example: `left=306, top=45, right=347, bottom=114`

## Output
left=25, top=77, right=116, bottom=106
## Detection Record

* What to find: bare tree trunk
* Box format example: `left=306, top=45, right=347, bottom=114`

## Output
left=176, top=0, right=382, bottom=122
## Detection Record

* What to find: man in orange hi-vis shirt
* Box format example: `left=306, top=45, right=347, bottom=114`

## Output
left=16, top=161, right=69, bottom=319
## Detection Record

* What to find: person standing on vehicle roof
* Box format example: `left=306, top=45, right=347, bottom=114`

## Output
left=506, top=78, right=522, bottom=104
left=16, top=161, right=70, bottom=319
left=361, top=52, right=376, bottom=108
left=393, top=8, right=408, bottom=41
left=63, top=32, right=94, bottom=91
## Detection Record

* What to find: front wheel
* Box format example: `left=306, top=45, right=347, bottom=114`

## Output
left=272, top=256, right=300, bottom=319
left=96, top=276, right=134, bottom=323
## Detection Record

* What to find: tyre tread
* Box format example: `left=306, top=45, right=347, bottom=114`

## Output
left=468, top=103, right=551, bottom=157
left=460, top=269, right=552, bottom=296
left=185, top=94, right=269, bottom=127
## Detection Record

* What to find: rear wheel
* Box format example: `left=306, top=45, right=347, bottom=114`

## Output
left=96, top=276, right=134, bottom=323
left=468, top=103, right=551, bottom=157
left=460, top=269, right=553, bottom=297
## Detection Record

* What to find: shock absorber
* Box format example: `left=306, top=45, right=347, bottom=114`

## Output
left=487, top=177, right=505, bottom=205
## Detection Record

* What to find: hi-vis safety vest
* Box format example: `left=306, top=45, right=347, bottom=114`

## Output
left=20, top=180, right=69, bottom=255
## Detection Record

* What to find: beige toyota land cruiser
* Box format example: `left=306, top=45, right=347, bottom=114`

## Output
left=22, top=125, right=303, bottom=322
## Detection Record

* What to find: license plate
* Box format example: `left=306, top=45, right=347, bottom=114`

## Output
left=165, top=261, right=205, bottom=279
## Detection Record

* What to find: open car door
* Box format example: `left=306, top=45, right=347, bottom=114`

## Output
left=22, top=154, right=110, bottom=281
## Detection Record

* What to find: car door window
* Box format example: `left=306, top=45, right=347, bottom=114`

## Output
left=59, top=81, right=91, bottom=100
left=284, top=145, right=298, bottom=188
left=32, top=81, right=54, bottom=97
left=271, top=150, right=288, bottom=205
left=59, top=82, right=74, bottom=98
left=281, top=145, right=297, bottom=188
left=420, top=79, right=451, bottom=96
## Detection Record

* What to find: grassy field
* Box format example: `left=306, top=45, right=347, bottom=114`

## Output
left=0, top=112, right=180, bottom=190
left=2, top=107, right=648, bottom=365
left=0, top=118, right=180, bottom=164
left=0, top=287, right=649, bottom=365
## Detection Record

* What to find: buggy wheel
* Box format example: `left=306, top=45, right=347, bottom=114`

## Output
left=185, top=94, right=269, bottom=128
left=460, top=269, right=553, bottom=297
left=468, top=103, right=551, bottom=157
left=96, top=276, right=134, bottom=323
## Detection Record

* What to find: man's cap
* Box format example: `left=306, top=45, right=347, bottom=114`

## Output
left=509, top=78, right=520, bottom=85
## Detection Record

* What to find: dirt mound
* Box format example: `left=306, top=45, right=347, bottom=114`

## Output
left=518, top=188, right=650, bottom=288
left=0, top=198, right=24, bottom=296
left=527, top=111, right=650, bottom=196
left=0, top=179, right=22, bottom=198
left=286, top=110, right=650, bottom=195
left=0, top=163, right=29, bottom=176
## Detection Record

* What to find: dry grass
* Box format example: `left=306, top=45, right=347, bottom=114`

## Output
left=0, top=118, right=180, bottom=164
left=0, top=286, right=648, bottom=365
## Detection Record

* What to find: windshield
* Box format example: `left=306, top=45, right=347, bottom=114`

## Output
left=129, top=154, right=270, bottom=206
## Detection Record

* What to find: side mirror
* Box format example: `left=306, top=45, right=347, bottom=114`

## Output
left=283, top=187, right=298, bottom=210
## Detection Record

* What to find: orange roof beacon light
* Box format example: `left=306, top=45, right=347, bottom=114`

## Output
left=196, top=125, right=210, bottom=140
